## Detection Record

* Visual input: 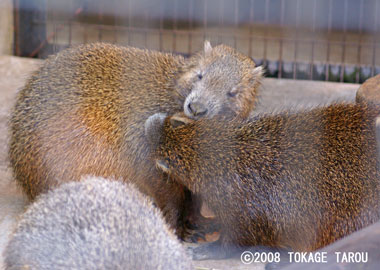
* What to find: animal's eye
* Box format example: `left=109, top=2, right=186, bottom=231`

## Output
left=197, top=73, right=203, bottom=80
left=227, top=91, right=237, bottom=97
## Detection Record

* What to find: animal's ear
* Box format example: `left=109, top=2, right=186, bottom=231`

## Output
left=376, top=116, right=380, bottom=128
left=145, top=113, right=167, bottom=146
left=248, top=66, right=264, bottom=87
left=252, top=65, right=264, bottom=78
left=204, top=40, right=212, bottom=54
left=156, top=159, right=170, bottom=174
left=169, top=112, right=194, bottom=129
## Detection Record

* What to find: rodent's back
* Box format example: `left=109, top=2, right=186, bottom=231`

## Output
left=4, top=176, right=193, bottom=270
left=147, top=103, right=380, bottom=251
left=155, top=104, right=375, bottom=174
left=9, top=43, right=185, bottom=199
left=160, top=103, right=378, bottom=183
left=11, top=43, right=185, bottom=147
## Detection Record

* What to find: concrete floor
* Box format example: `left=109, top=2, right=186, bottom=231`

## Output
left=0, top=55, right=359, bottom=270
left=0, top=56, right=41, bottom=270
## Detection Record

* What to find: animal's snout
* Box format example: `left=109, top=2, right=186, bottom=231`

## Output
left=187, top=102, right=208, bottom=117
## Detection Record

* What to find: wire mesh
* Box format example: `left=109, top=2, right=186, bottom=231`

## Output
left=14, top=0, right=380, bottom=83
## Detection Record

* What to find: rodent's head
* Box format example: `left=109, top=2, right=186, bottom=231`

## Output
left=177, top=41, right=263, bottom=120
left=145, top=112, right=195, bottom=177
left=145, top=112, right=239, bottom=193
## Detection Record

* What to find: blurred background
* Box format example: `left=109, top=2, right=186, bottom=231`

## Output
left=2, top=0, right=380, bottom=83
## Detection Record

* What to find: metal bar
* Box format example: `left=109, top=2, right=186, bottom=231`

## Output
left=310, top=0, right=317, bottom=80
left=68, top=21, right=72, bottom=46
left=144, top=6, right=148, bottom=49
left=188, top=0, right=193, bottom=54
left=158, top=0, right=163, bottom=51
left=326, top=0, right=333, bottom=81
left=173, top=0, right=178, bottom=52
left=293, top=0, right=300, bottom=80
left=15, top=0, right=47, bottom=57
left=263, top=0, right=269, bottom=66
left=80, top=3, right=87, bottom=44
left=113, top=0, right=118, bottom=43
left=234, top=0, right=238, bottom=26
left=233, top=0, right=238, bottom=49
left=13, top=0, right=21, bottom=56
left=128, top=0, right=132, bottom=46
left=278, top=0, right=285, bottom=79
left=248, top=0, right=254, bottom=58
left=68, top=0, right=72, bottom=46
left=97, top=1, right=103, bottom=42
left=52, top=1, right=57, bottom=53
left=53, top=23, right=57, bottom=53
left=203, top=0, right=207, bottom=42
left=340, top=0, right=348, bottom=82
left=83, top=21, right=88, bottom=44
left=218, top=0, right=224, bottom=44
left=356, top=0, right=364, bottom=83
left=372, top=0, right=379, bottom=76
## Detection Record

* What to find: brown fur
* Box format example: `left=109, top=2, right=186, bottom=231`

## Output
left=9, top=42, right=262, bottom=236
left=146, top=102, right=380, bottom=258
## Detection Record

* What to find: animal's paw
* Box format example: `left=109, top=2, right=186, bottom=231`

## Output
left=186, top=241, right=239, bottom=261
left=183, top=217, right=220, bottom=243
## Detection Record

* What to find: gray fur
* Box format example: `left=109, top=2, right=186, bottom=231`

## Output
left=4, top=176, right=193, bottom=270
left=144, top=113, right=167, bottom=150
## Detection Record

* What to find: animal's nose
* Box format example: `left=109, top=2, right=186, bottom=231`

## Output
left=188, top=102, right=208, bottom=117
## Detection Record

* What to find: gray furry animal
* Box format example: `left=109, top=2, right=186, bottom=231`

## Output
left=9, top=41, right=262, bottom=236
left=4, top=176, right=193, bottom=270
left=145, top=102, right=380, bottom=260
